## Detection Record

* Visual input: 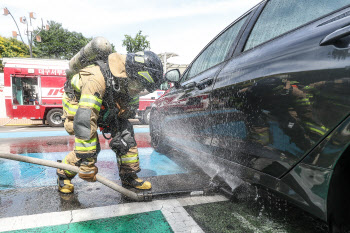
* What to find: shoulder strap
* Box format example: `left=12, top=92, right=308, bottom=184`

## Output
left=95, top=60, right=120, bottom=137
left=63, top=72, right=75, bottom=99
left=95, top=60, right=118, bottom=107
left=95, top=61, right=117, bottom=90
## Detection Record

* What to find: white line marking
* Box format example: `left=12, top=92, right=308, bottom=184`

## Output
left=0, top=195, right=228, bottom=232
left=9, top=128, right=25, bottom=132
left=161, top=202, right=204, bottom=233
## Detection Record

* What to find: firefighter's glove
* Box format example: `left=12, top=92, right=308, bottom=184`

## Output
left=78, top=161, right=98, bottom=182
left=110, top=136, right=129, bottom=156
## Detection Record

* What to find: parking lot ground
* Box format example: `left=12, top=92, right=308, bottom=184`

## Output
left=0, top=124, right=227, bottom=232
left=185, top=196, right=329, bottom=233
left=0, top=124, right=329, bottom=232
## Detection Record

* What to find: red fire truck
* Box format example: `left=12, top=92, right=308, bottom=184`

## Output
left=2, top=58, right=68, bottom=127
left=2, top=57, right=170, bottom=126
left=136, top=82, right=169, bottom=124
left=137, top=90, right=165, bottom=124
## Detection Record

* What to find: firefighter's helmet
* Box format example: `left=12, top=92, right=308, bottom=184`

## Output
left=125, top=51, right=163, bottom=92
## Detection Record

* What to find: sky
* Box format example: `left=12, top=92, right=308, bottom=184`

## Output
left=0, top=0, right=261, bottom=64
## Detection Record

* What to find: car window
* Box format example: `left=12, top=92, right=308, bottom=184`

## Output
left=181, top=69, right=190, bottom=83
left=244, top=0, right=350, bottom=51
left=183, top=14, right=250, bottom=83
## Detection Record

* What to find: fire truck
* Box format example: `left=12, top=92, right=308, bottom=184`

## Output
left=136, top=88, right=167, bottom=124
left=2, top=57, right=170, bottom=126
left=2, top=58, right=68, bottom=127
left=136, top=81, right=170, bottom=124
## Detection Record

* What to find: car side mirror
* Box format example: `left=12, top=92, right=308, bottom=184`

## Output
left=165, top=69, right=181, bottom=88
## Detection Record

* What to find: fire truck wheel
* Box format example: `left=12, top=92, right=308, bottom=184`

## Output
left=47, top=109, right=64, bottom=127
left=143, top=109, right=151, bottom=125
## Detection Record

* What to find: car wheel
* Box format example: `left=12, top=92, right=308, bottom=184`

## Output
left=150, top=111, right=170, bottom=153
left=143, top=109, right=151, bottom=125
left=47, top=109, right=64, bottom=127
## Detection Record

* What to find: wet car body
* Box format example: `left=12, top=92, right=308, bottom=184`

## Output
left=151, top=0, right=350, bottom=230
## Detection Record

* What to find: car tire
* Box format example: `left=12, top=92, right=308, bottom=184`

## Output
left=143, top=109, right=151, bottom=125
left=47, top=108, right=64, bottom=127
left=150, top=111, right=170, bottom=153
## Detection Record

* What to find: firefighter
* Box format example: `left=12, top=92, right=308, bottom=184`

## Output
left=57, top=50, right=163, bottom=194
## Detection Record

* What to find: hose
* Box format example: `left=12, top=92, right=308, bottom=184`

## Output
left=0, top=153, right=147, bottom=201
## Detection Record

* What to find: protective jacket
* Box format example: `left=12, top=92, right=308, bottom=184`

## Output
left=57, top=53, right=142, bottom=180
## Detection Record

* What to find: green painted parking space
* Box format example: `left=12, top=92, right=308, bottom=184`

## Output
left=7, top=211, right=173, bottom=233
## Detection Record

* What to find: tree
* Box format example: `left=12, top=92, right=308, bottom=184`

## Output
left=122, top=30, right=150, bottom=53
left=33, top=21, right=92, bottom=59
left=0, top=35, right=30, bottom=71
left=0, top=36, right=30, bottom=58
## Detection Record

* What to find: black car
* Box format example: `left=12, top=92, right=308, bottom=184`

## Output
left=150, top=0, right=350, bottom=231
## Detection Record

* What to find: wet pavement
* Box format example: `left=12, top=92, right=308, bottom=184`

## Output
left=0, top=123, right=329, bottom=232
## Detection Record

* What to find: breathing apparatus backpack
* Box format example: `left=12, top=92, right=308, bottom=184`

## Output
left=64, top=36, right=112, bottom=97
left=64, top=37, right=120, bottom=139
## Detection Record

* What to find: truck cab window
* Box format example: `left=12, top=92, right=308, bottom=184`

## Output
left=12, top=77, right=39, bottom=105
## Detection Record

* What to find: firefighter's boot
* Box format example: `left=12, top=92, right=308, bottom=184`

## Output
left=121, top=174, right=152, bottom=190
left=57, top=177, right=74, bottom=194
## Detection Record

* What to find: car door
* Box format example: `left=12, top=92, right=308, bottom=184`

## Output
left=211, top=0, right=350, bottom=178
left=159, top=12, right=253, bottom=154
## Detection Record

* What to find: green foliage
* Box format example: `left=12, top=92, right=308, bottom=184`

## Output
left=111, top=43, right=116, bottom=53
left=0, top=36, right=30, bottom=58
left=0, top=35, right=30, bottom=71
left=34, top=21, right=92, bottom=59
left=122, top=30, right=150, bottom=53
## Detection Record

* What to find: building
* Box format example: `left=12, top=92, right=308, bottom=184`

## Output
left=157, top=53, right=188, bottom=74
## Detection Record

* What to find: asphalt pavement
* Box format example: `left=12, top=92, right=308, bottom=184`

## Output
left=0, top=122, right=328, bottom=232
left=0, top=122, right=220, bottom=232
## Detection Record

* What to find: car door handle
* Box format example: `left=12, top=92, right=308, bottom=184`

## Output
left=183, top=81, right=196, bottom=89
left=197, top=78, right=214, bottom=89
left=320, top=25, right=350, bottom=46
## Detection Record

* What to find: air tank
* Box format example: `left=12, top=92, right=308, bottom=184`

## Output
left=68, top=36, right=112, bottom=75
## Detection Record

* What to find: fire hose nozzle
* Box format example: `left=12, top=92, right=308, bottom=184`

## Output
left=137, top=191, right=153, bottom=202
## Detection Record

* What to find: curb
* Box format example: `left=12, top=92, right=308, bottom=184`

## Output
left=5, top=124, right=42, bottom=126
left=0, top=118, right=43, bottom=126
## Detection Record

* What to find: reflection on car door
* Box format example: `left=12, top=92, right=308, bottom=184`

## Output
left=161, top=13, right=252, bottom=154
left=211, top=0, right=350, bottom=177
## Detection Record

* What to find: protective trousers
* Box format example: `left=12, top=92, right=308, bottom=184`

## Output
left=57, top=65, right=105, bottom=180
left=109, top=118, right=140, bottom=175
